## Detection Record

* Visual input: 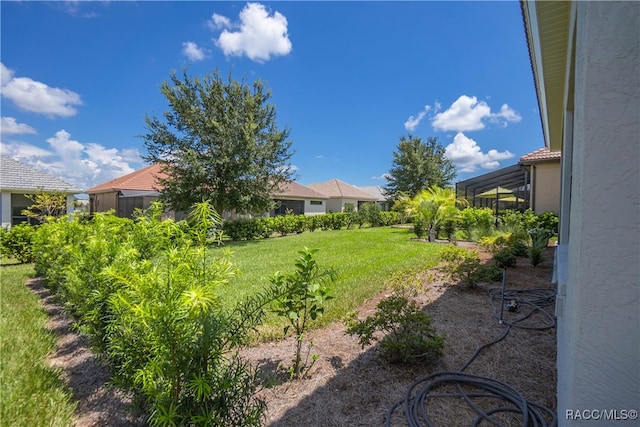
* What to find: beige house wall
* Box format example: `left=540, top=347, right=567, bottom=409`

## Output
left=531, top=162, right=560, bottom=213
left=551, top=2, right=639, bottom=424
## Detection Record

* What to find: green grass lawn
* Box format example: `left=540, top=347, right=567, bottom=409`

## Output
left=213, top=226, right=446, bottom=338
left=0, top=262, right=76, bottom=427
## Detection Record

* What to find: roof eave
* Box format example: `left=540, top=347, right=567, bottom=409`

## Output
left=521, top=0, right=572, bottom=152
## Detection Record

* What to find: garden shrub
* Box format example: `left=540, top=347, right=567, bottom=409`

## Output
left=346, top=295, right=445, bottom=364
left=493, top=248, right=517, bottom=268
left=271, top=248, right=335, bottom=379
left=528, top=227, right=554, bottom=266
left=439, top=245, right=483, bottom=288
left=459, top=207, right=494, bottom=236
left=412, top=217, right=427, bottom=238
left=31, top=202, right=283, bottom=426
left=0, top=223, right=36, bottom=263
left=535, top=211, right=559, bottom=233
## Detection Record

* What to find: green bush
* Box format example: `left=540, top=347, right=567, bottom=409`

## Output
left=346, top=295, right=444, bottom=364
left=31, top=202, right=276, bottom=426
left=493, top=248, right=517, bottom=268
left=535, top=211, right=559, bottom=233
left=412, top=217, right=427, bottom=238
left=459, top=207, right=494, bottom=235
left=0, top=223, right=36, bottom=263
left=528, top=227, right=554, bottom=267
left=271, top=248, right=335, bottom=379
left=439, top=245, right=483, bottom=288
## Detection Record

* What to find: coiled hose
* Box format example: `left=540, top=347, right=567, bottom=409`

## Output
left=386, top=271, right=557, bottom=427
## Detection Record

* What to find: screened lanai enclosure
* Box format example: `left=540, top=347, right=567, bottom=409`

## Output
left=455, top=163, right=531, bottom=212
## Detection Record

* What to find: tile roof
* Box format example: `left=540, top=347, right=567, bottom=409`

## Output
left=308, top=179, right=378, bottom=201
left=357, top=185, right=386, bottom=201
left=0, top=155, right=82, bottom=193
left=519, top=147, right=562, bottom=163
left=273, top=181, right=328, bottom=199
left=86, top=164, right=326, bottom=200
left=85, top=163, right=166, bottom=193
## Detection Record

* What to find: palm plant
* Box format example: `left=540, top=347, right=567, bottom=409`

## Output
left=395, top=186, right=467, bottom=242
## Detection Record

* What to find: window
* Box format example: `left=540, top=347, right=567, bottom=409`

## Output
left=310, top=200, right=323, bottom=205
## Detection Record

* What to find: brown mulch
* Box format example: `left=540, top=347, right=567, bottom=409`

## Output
left=30, top=243, right=557, bottom=427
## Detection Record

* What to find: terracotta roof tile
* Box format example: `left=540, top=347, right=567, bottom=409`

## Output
left=519, top=147, right=561, bottom=163
left=85, top=163, right=166, bottom=193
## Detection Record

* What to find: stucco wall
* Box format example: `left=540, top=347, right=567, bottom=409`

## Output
left=533, top=162, right=560, bottom=213
left=304, top=199, right=326, bottom=216
left=557, top=2, right=640, bottom=424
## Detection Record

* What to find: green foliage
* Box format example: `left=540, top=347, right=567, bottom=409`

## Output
left=493, top=248, right=517, bottom=268
left=346, top=295, right=444, bottom=364
left=535, top=211, right=559, bottom=233
left=359, top=202, right=383, bottom=227
left=143, top=68, right=294, bottom=215
left=528, top=227, right=554, bottom=267
left=439, top=245, right=483, bottom=288
left=412, top=217, right=427, bottom=239
left=0, top=223, right=36, bottom=263
left=383, top=135, right=457, bottom=200
left=21, top=190, right=68, bottom=224
left=30, top=202, right=274, bottom=426
left=459, top=207, right=494, bottom=232
left=343, top=203, right=357, bottom=229
left=271, top=248, right=335, bottom=379
left=395, top=186, right=467, bottom=241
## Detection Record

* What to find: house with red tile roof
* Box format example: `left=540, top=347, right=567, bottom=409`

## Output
left=85, top=164, right=329, bottom=218
left=455, top=147, right=561, bottom=214
left=307, top=179, right=378, bottom=213
left=519, top=147, right=561, bottom=213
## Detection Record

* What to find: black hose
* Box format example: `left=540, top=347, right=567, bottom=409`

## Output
left=385, top=284, right=557, bottom=427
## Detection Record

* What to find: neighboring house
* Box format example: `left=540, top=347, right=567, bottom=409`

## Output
left=85, top=164, right=329, bottom=218
left=307, top=179, right=378, bottom=212
left=519, top=147, right=561, bottom=213
left=358, top=185, right=390, bottom=211
left=455, top=163, right=530, bottom=211
left=271, top=181, right=328, bottom=216
left=455, top=147, right=561, bottom=214
left=0, top=155, right=81, bottom=228
left=522, top=1, right=639, bottom=425
left=85, top=163, right=166, bottom=219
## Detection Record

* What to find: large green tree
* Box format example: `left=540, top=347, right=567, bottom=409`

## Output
left=142, top=69, right=295, bottom=215
left=383, top=135, right=456, bottom=200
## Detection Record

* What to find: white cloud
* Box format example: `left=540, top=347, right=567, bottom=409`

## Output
left=404, top=111, right=427, bottom=132
left=214, top=3, right=292, bottom=62
left=1, top=117, right=37, bottom=135
left=1, top=63, right=83, bottom=117
left=209, top=13, right=232, bottom=30
left=431, top=95, right=521, bottom=132
left=445, top=132, right=514, bottom=173
left=182, top=41, right=207, bottom=62
left=403, top=103, right=441, bottom=132
left=1, top=129, right=142, bottom=190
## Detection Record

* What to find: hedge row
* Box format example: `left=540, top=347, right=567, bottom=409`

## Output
left=223, top=210, right=404, bottom=241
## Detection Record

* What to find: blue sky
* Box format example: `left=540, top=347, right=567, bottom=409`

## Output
left=1, top=1, right=543, bottom=194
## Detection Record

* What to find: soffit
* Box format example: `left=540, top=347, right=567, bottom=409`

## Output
left=531, top=1, right=572, bottom=151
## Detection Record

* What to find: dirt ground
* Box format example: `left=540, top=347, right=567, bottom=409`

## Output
left=30, top=242, right=557, bottom=427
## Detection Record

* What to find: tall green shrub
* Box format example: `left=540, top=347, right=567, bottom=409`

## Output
left=0, top=223, right=36, bottom=263
left=271, top=248, right=335, bottom=379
